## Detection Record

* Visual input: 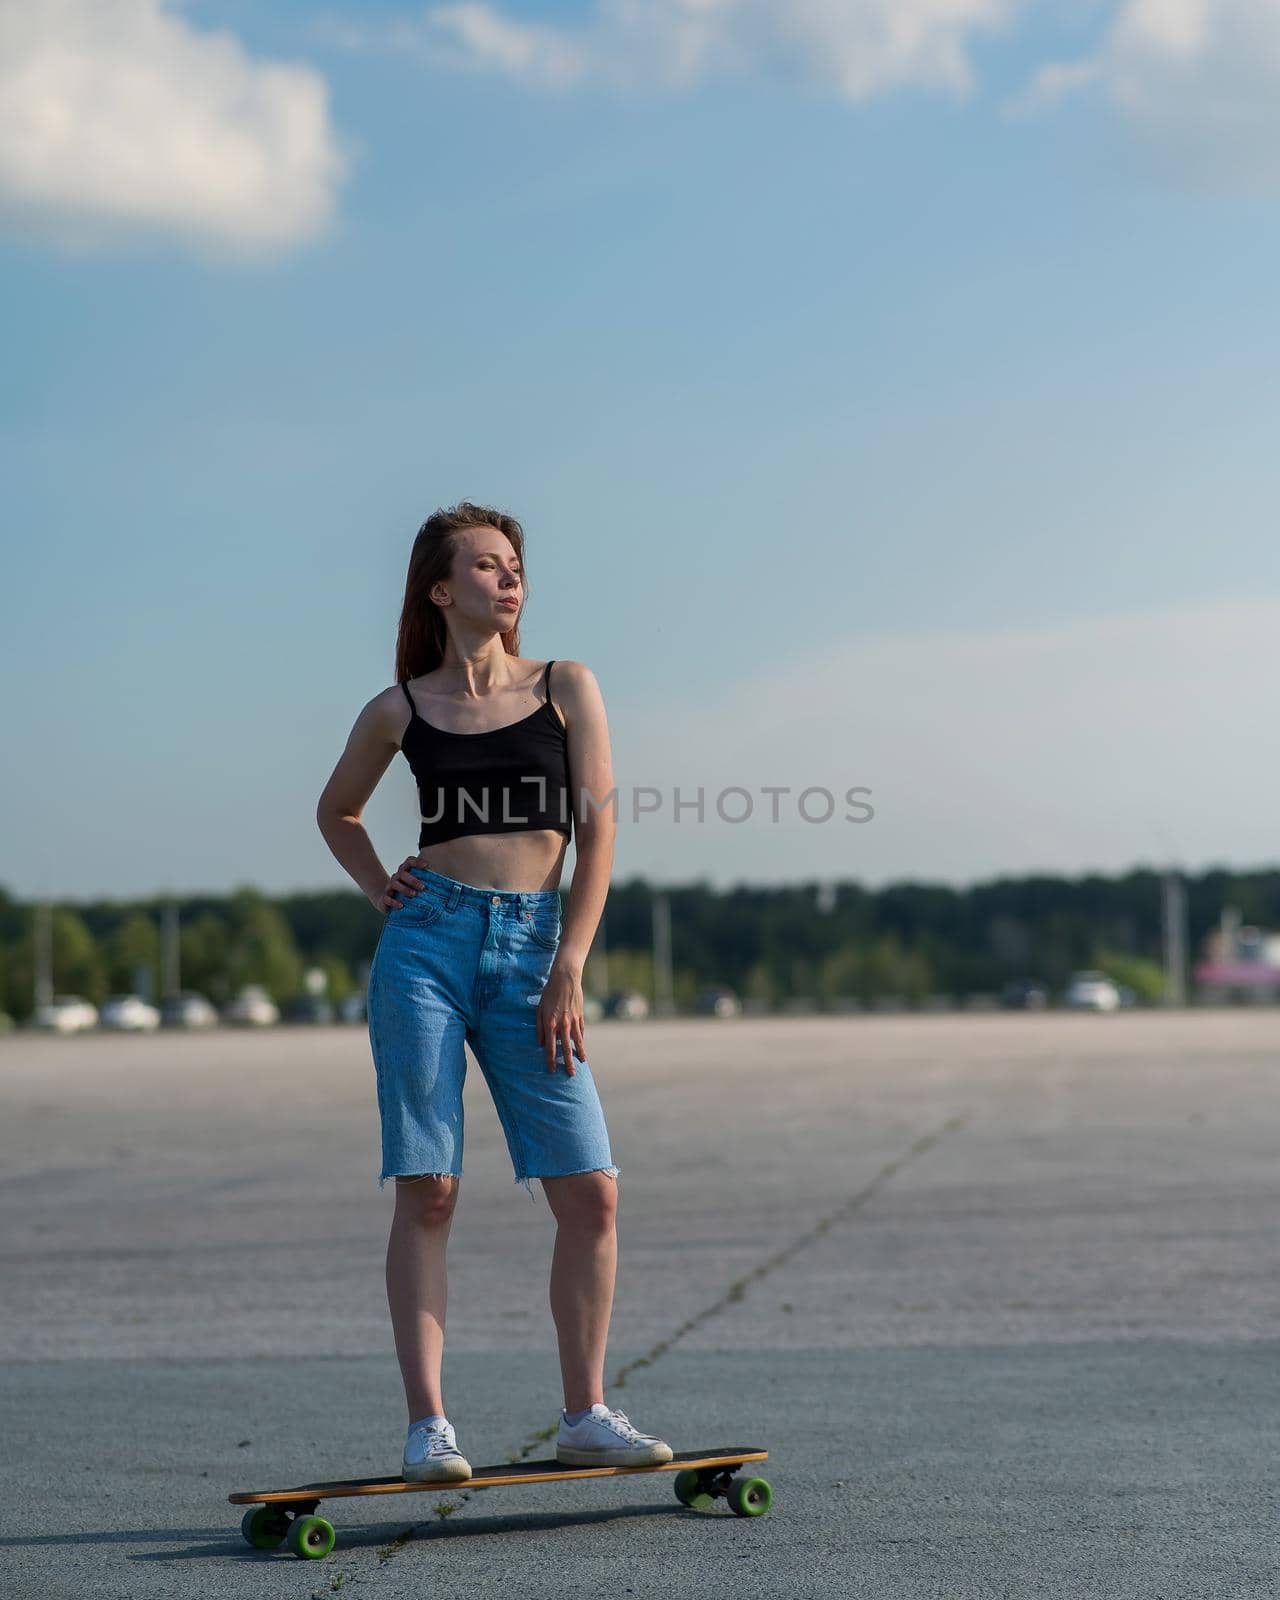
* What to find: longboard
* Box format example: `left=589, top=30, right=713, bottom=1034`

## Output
left=231, top=1446, right=772, bottom=1559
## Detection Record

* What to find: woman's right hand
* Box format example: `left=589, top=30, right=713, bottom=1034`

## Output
left=374, top=857, right=423, bottom=915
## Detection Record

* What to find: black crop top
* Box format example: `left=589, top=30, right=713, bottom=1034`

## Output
left=399, top=660, right=573, bottom=849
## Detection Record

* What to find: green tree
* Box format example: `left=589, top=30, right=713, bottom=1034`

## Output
left=179, top=912, right=233, bottom=1003
left=104, top=912, right=161, bottom=996
left=223, top=891, right=303, bottom=1003
left=862, top=931, right=906, bottom=1003
left=742, top=958, right=780, bottom=1010
left=53, top=909, right=105, bottom=1002
left=902, top=940, right=934, bottom=1005
left=592, top=948, right=655, bottom=1004
left=312, top=952, right=355, bottom=1005
left=818, top=943, right=863, bottom=1006
left=1092, top=945, right=1165, bottom=1004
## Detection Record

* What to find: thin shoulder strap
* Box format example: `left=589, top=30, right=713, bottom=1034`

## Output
left=542, top=660, right=566, bottom=733
left=399, top=680, right=416, bottom=715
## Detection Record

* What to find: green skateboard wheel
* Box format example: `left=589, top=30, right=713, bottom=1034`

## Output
left=727, top=1475, right=772, bottom=1517
left=240, top=1505, right=290, bottom=1548
left=672, top=1468, right=714, bottom=1509
left=285, top=1514, right=336, bottom=1559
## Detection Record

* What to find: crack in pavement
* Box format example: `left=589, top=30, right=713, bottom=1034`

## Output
left=373, top=1107, right=972, bottom=1565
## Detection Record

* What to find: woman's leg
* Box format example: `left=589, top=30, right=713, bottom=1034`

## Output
left=385, top=1174, right=460, bottom=1422
left=541, top=1171, right=619, bottom=1412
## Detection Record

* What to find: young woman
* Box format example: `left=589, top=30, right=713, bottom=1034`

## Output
left=316, top=501, right=672, bottom=1484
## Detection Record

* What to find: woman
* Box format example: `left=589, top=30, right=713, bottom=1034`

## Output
left=316, top=501, right=672, bottom=1484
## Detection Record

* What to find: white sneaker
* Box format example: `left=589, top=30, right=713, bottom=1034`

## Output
left=555, top=1403, right=674, bottom=1467
left=403, top=1418, right=472, bottom=1483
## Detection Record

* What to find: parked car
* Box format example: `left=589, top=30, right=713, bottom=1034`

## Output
left=694, top=985, right=742, bottom=1018
left=282, top=995, right=335, bottom=1025
left=32, top=995, right=98, bottom=1033
left=603, top=988, right=650, bottom=1020
left=337, top=992, right=367, bottom=1024
left=222, top=985, right=280, bottom=1027
left=1064, top=970, right=1121, bottom=1011
left=159, top=991, right=220, bottom=1029
left=999, top=978, right=1050, bottom=1010
left=99, top=994, right=161, bottom=1031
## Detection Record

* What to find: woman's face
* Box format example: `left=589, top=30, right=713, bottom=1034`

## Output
left=437, top=524, right=523, bottom=630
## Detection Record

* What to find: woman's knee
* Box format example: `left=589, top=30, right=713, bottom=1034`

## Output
left=392, top=1173, right=460, bottom=1224
left=542, top=1169, right=618, bottom=1232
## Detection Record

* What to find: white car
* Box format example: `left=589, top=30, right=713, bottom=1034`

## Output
left=694, top=985, right=742, bottom=1018
left=99, top=994, right=162, bottom=1031
left=32, top=995, right=99, bottom=1033
left=223, top=985, right=280, bottom=1026
left=159, top=991, right=220, bottom=1029
left=1064, top=970, right=1121, bottom=1011
left=604, top=988, right=650, bottom=1020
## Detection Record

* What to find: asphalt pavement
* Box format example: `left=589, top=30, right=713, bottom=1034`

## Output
left=2, top=1008, right=1277, bottom=1597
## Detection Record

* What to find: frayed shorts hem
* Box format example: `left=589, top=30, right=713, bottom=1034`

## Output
left=512, top=1164, right=620, bottom=1202
left=378, top=1164, right=619, bottom=1199
left=380, top=1170, right=462, bottom=1190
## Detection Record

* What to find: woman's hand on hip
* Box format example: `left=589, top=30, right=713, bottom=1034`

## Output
left=373, top=857, right=422, bottom=915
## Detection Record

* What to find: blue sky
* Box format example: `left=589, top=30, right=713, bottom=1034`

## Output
left=3, top=1, right=1277, bottom=900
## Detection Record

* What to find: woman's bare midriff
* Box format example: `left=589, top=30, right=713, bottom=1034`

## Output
left=413, top=828, right=569, bottom=894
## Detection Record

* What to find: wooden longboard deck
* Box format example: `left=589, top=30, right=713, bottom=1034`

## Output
left=230, top=1447, right=768, bottom=1506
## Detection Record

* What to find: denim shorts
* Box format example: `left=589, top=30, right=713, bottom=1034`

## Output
left=366, top=865, right=619, bottom=1200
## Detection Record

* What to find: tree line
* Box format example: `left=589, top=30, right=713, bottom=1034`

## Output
left=0, top=863, right=1273, bottom=1022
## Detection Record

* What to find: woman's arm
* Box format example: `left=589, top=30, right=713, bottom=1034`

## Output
left=539, top=661, right=617, bottom=1072
left=316, top=688, right=412, bottom=911
left=555, top=660, right=617, bottom=973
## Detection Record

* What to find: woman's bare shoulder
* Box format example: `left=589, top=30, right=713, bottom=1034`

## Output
left=358, top=681, right=413, bottom=746
left=547, top=660, right=604, bottom=722
left=547, top=657, right=595, bottom=683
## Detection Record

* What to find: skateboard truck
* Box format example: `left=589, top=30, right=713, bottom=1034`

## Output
left=672, top=1461, right=771, bottom=1516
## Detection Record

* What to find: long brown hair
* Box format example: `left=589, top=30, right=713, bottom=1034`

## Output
left=394, top=501, right=527, bottom=682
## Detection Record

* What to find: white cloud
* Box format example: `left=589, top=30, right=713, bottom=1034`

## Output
left=0, top=0, right=347, bottom=256
left=1008, top=57, right=1100, bottom=114
left=1020, top=0, right=1280, bottom=189
left=416, top=2, right=592, bottom=89
left=340, top=0, right=1020, bottom=102
left=612, top=595, right=1279, bottom=888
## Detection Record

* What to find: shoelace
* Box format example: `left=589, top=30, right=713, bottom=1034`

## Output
left=411, top=1422, right=461, bottom=1457
left=597, top=1408, right=656, bottom=1444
